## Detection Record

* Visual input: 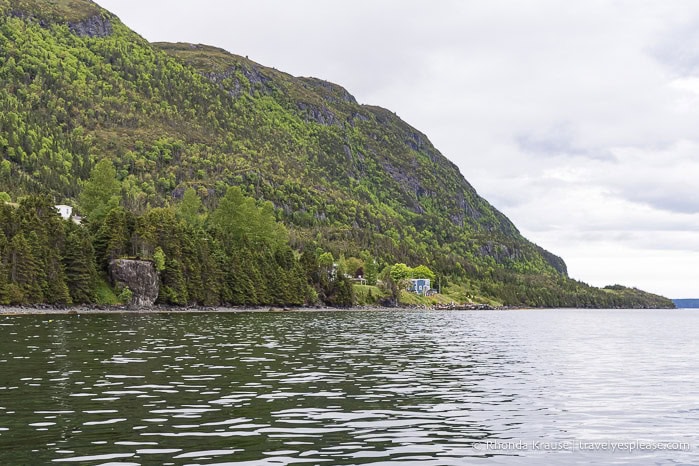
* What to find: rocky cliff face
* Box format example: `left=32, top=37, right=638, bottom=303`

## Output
left=7, top=0, right=110, bottom=36
left=68, top=14, right=113, bottom=38
left=109, top=259, right=159, bottom=307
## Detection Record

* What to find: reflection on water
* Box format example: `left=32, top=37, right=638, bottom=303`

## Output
left=0, top=309, right=697, bottom=465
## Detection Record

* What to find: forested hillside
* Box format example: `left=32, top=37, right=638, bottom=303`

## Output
left=0, top=0, right=674, bottom=308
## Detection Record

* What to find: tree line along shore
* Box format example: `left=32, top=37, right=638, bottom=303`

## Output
left=0, top=160, right=450, bottom=309
left=0, top=161, right=674, bottom=310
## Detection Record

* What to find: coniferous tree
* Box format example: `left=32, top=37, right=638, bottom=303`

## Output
left=217, top=245, right=235, bottom=305
left=326, top=274, right=354, bottom=307
left=63, top=226, right=97, bottom=304
left=0, top=203, right=15, bottom=238
left=94, top=207, right=131, bottom=268
left=273, top=246, right=305, bottom=305
left=159, top=258, right=188, bottom=305
left=0, top=251, right=8, bottom=305
left=44, top=247, right=71, bottom=305
left=285, top=257, right=308, bottom=306
left=225, top=247, right=257, bottom=305
left=180, top=228, right=204, bottom=304
left=12, top=196, right=71, bottom=304
left=8, top=233, right=42, bottom=303
left=201, top=239, right=225, bottom=306
left=257, top=249, right=281, bottom=304
left=300, top=249, right=320, bottom=287
left=0, top=267, right=8, bottom=305
left=26, top=231, right=50, bottom=302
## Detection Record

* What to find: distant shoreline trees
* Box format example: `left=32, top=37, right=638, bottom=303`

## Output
left=0, top=162, right=364, bottom=307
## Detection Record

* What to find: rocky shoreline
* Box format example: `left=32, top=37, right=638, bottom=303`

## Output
left=0, top=303, right=512, bottom=315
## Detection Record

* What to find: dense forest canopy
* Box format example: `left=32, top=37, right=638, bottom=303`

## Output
left=0, top=0, right=674, bottom=308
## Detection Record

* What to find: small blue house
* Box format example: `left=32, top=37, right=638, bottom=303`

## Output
left=409, top=278, right=431, bottom=295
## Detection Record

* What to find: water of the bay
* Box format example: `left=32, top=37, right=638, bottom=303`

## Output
left=0, top=308, right=697, bottom=465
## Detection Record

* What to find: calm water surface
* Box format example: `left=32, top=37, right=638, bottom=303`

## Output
left=0, top=309, right=697, bottom=465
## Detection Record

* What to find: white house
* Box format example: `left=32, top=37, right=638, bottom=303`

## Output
left=55, top=205, right=73, bottom=220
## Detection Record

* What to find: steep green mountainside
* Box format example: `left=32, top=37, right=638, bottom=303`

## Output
left=154, top=42, right=568, bottom=275
left=0, top=0, right=673, bottom=308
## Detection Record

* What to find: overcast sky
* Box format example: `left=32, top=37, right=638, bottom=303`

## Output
left=95, top=0, right=699, bottom=299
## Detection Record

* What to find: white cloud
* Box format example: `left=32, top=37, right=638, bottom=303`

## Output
left=95, top=0, right=699, bottom=298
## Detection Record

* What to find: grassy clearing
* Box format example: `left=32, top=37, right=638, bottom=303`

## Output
left=398, top=290, right=456, bottom=306
left=94, top=276, right=119, bottom=305
left=353, top=283, right=475, bottom=307
left=353, top=284, right=385, bottom=305
left=442, top=283, right=503, bottom=307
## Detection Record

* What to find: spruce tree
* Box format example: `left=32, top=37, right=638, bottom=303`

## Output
left=159, top=258, right=188, bottom=305
left=0, top=231, right=8, bottom=304
left=0, top=258, right=8, bottom=305
left=44, top=248, right=72, bottom=305
left=94, top=207, right=131, bottom=268
left=225, top=248, right=257, bottom=305
left=300, top=249, right=320, bottom=286
left=180, top=227, right=205, bottom=304
left=326, top=274, right=354, bottom=307
left=201, top=239, right=225, bottom=306
left=63, top=226, right=97, bottom=304
left=11, top=196, right=71, bottom=304
left=8, top=233, right=43, bottom=303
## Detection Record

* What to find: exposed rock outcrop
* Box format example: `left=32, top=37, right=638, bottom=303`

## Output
left=535, top=245, right=568, bottom=276
left=478, top=242, right=524, bottom=264
left=68, top=14, right=112, bottom=38
left=297, top=101, right=339, bottom=126
left=109, top=259, right=159, bottom=307
left=204, top=63, right=273, bottom=98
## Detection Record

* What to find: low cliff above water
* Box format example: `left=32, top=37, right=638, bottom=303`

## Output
left=109, top=259, right=159, bottom=307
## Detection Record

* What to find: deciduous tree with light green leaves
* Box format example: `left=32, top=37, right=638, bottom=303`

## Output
left=177, top=187, right=205, bottom=226
left=153, top=247, right=166, bottom=272
left=390, top=263, right=412, bottom=282
left=79, top=159, right=121, bottom=224
left=209, top=186, right=287, bottom=248
left=411, top=265, right=436, bottom=282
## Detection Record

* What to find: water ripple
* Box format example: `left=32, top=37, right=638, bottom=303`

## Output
left=0, top=310, right=697, bottom=464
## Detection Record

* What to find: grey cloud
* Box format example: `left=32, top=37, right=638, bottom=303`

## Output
left=618, top=186, right=699, bottom=215
left=516, top=123, right=584, bottom=156
left=651, top=16, right=699, bottom=76
left=515, top=122, right=615, bottom=161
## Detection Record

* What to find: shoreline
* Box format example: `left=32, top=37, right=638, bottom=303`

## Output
left=0, top=305, right=677, bottom=316
left=0, top=303, right=508, bottom=316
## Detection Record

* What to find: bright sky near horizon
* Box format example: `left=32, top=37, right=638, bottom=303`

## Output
left=95, top=0, right=699, bottom=299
